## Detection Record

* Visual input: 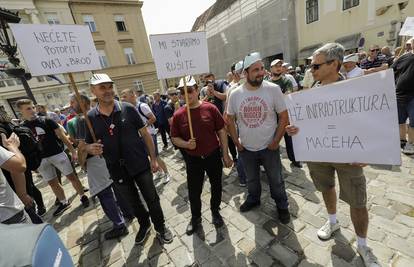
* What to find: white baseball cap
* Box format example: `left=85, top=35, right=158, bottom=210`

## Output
left=235, top=60, right=244, bottom=72
left=270, top=59, right=283, bottom=67
left=89, top=73, right=113, bottom=86
left=178, top=75, right=197, bottom=88
left=282, top=62, right=290, bottom=68
left=243, top=52, right=261, bottom=70
left=343, top=53, right=359, bottom=63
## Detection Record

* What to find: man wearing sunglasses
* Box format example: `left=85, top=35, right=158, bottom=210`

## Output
left=170, top=76, right=233, bottom=235
left=286, top=43, right=381, bottom=267
left=360, top=44, right=388, bottom=74
left=227, top=52, right=291, bottom=224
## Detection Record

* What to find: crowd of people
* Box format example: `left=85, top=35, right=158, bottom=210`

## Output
left=0, top=37, right=413, bottom=267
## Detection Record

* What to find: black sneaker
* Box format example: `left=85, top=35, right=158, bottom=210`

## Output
left=157, top=226, right=174, bottom=244
left=186, top=217, right=201, bottom=235
left=212, top=212, right=224, bottom=227
left=135, top=222, right=151, bottom=245
left=104, top=226, right=129, bottom=240
left=277, top=208, right=291, bottom=224
left=37, top=206, right=46, bottom=217
left=53, top=202, right=71, bottom=217
left=239, top=200, right=260, bottom=212
left=292, top=161, right=303, bottom=168
left=80, top=195, right=90, bottom=208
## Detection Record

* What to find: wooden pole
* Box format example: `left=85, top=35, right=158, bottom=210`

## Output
left=182, top=76, right=194, bottom=139
left=68, top=73, right=97, bottom=143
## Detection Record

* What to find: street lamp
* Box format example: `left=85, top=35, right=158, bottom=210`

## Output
left=0, top=7, right=37, bottom=104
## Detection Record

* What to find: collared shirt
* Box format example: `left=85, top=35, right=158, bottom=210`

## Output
left=346, top=66, right=364, bottom=79
left=360, top=55, right=387, bottom=69
left=86, top=100, right=150, bottom=177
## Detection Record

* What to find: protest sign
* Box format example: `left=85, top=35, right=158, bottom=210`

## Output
left=149, top=31, right=209, bottom=80
left=399, top=17, right=414, bottom=36
left=285, top=69, right=401, bottom=165
left=9, top=24, right=101, bottom=76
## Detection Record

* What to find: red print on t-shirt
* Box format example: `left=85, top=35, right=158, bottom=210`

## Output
left=238, top=96, right=269, bottom=128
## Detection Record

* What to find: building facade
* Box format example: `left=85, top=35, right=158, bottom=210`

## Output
left=296, top=0, right=414, bottom=62
left=192, top=0, right=298, bottom=78
left=69, top=0, right=159, bottom=95
left=0, top=0, right=83, bottom=118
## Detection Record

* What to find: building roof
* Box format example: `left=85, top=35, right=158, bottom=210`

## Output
left=191, top=0, right=238, bottom=31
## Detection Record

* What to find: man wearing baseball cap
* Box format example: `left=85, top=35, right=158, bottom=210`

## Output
left=227, top=52, right=291, bottom=224
left=170, top=76, right=233, bottom=235
left=343, top=53, right=364, bottom=79
left=85, top=73, right=174, bottom=245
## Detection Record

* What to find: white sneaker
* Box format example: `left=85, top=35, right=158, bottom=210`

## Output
left=163, top=174, right=171, bottom=184
left=357, top=246, right=381, bottom=267
left=403, top=143, right=414, bottom=155
left=317, top=220, right=340, bottom=240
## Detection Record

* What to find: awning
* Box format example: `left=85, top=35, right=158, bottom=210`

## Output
left=335, top=33, right=362, bottom=50
left=298, top=43, right=322, bottom=59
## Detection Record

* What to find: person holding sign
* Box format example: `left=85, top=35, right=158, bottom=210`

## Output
left=85, top=74, right=173, bottom=245
left=286, top=43, right=381, bottom=267
left=170, top=76, right=233, bottom=235
left=226, top=52, right=291, bottom=224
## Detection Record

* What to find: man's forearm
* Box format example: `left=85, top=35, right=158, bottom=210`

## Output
left=142, top=130, right=157, bottom=160
left=217, top=128, right=229, bottom=156
left=10, top=171, right=28, bottom=201
left=213, top=90, right=227, bottom=101
left=227, top=117, right=239, bottom=144
left=171, top=137, right=188, bottom=149
left=273, top=113, right=288, bottom=144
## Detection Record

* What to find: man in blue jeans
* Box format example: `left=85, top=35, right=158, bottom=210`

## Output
left=227, top=52, right=290, bottom=224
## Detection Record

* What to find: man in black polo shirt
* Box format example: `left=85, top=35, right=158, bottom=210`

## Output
left=85, top=74, right=173, bottom=245
left=360, top=44, right=388, bottom=74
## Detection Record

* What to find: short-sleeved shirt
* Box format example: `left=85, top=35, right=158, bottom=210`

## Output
left=67, top=116, right=87, bottom=140
left=392, top=52, right=414, bottom=104
left=360, top=55, right=387, bottom=69
left=170, top=102, right=224, bottom=156
left=23, top=117, right=63, bottom=158
left=346, top=67, right=364, bottom=79
left=227, top=81, right=287, bottom=151
left=137, top=103, right=156, bottom=135
left=0, top=147, right=24, bottom=222
left=86, top=101, right=150, bottom=177
left=269, top=77, right=293, bottom=94
left=284, top=74, right=298, bottom=88
left=152, top=100, right=168, bottom=126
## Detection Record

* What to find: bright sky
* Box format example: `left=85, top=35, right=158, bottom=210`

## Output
left=141, top=0, right=216, bottom=35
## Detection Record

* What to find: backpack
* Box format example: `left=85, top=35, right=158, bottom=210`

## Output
left=0, top=121, right=42, bottom=171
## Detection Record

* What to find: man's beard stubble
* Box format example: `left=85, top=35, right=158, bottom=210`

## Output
left=247, top=76, right=263, bottom=87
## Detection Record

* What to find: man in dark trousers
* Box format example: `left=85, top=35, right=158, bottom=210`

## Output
left=85, top=74, right=173, bottom=245
left=171, top=76, right=232, bottom=235
left=152, top=90, right=169, bottom=150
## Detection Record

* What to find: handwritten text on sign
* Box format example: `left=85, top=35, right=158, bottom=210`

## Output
left=285, top=69, right=401, bottom=165
left=399, top=17, right=414, bottom=36
left=150, top=32, right=209, bottom=79
left=9, top=24, right=101, bottom=76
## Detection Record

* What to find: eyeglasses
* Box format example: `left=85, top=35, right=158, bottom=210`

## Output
left=179, top=87, right=195, bottom=95
left=370, top=49, right=380, bottom=52
left=310, top=60, right=334, bottom=70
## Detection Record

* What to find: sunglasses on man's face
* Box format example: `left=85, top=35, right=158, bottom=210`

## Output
left=310, top=60, right=334, bottom=70
left=370, top=49, right=380, bottom=52
left=179, top=87, right=195, bottom=95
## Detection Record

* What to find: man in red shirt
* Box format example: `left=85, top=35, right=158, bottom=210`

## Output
left=171, top=76, right=233, bottom=235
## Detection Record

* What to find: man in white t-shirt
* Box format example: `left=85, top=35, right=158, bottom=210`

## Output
left=227, top=52, right=290, bottom=224
left=0, top=133, right=30, bottom=224
left=343, top=53, right=365, bottom=79
left=121, top=89, right=171, bottom=184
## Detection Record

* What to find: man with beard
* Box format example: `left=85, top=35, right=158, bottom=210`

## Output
left=227, top=52, right=290, bottom=224
left=85, top=74, right=173, bottom=245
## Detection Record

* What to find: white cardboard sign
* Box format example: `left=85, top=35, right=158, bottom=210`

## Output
left=285, top=70, right=401, bottom=165
left=399, top=17, right=414, bottom=36
left=9, top=24, right=101, bottom=76
left=149, top=31, right=209, bottom=79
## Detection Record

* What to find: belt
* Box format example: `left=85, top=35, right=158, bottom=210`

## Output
left=188, top=148, right=220, bottom=159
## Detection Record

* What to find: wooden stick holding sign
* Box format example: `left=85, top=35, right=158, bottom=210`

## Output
left=68, top=73, right=97, bottom=143
left=182, top=77, right=194, bottom=139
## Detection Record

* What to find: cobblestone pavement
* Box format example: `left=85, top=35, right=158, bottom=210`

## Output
left=35, top=141, right=414, bottom=267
